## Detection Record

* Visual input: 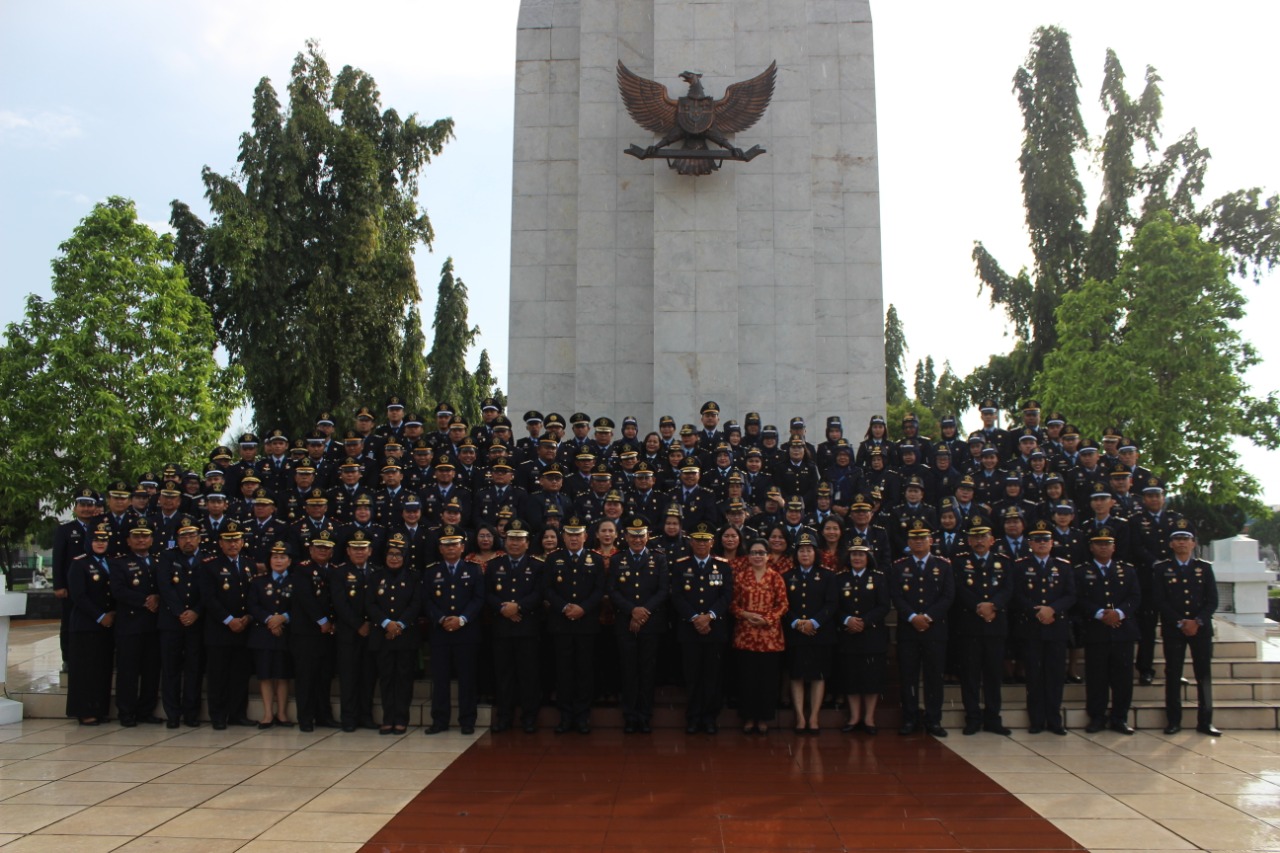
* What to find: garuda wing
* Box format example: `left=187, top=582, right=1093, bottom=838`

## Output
left=713, top=61, right=777, bottom=135
left=617, top=61, right=679, bottom=134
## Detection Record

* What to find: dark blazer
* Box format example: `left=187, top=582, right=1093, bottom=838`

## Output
left=1074, top=560, right=1141, bottom=643
left=833, top=569, right=891, bottom=655
left=606, top=549, right=669, bottom=635
left=68, top=552, right=114, bottom=632
left=52, top=518, right=95, bottom=591
left=248, top=572, right=292, bottom=651
left=1152, top=558, right=1218, bottom=629
left=668, top=555, right=733, bottom=643
left=155, top=547, right=204, bottom=632
left=328, top=562, right=373, bottom=633
left=109, top=553, right=158, bottom=635
left=1012, top=556, right=1076, bottom=642
left=953, top=551, right=1015, bottom=638
left=484, top=554, right=545, bottom=638
left=199, top=555, right=253, bottom=646
left=289, top=560, right=335, bottom=636
left=366, top=566, right=423, bottom=650
left=422, top=560, right=485, bottom=642
left=544, top=549, right=606, bottom=635
left=783, top=565, right=837, bottom=645
left=890, top=555, right=955, bottom=627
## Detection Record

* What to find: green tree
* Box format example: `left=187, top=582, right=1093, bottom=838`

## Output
left=425, top=258, right=480, bottom=423
left=884, top=305, right=908, bottom=405
left=1036, top=213, right=1279, bottom=505
left=914, top=356, right=937, bottom=409
left=471, top=349, right=506, bottom=416
left=971, top=26, right=1280, bottom=409
left=172, top=40, right=454, bottom=436
left=0, top=197, right=241, bottom=534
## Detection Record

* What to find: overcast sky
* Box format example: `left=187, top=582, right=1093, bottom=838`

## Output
left=1, top=1, right=1276, bottom=500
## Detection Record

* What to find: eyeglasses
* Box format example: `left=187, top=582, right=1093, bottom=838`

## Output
left=748, top=550, right=767, bottom=556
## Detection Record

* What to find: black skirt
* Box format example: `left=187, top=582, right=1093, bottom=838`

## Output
left=838, top=649, right=886, bottom=695
left=786, top=643, right=831, bottom=681
left=253, top=647, right=293, bottom=680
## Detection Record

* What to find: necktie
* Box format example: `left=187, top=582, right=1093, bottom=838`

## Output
left=1038, top=560, right=1047, bottom=572
left=916, top=560, right=926, bottom=573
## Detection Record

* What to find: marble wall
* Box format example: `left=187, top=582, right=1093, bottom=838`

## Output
left=508, top=0, right=885, bottom=431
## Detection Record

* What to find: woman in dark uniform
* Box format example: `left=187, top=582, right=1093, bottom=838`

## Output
left=783, top=532, right=836, bottom=734
left=248, top=540, right=294, bottom=728
left=835, top=537, right=891, bottom=734
left=67, top=523, right=116, bottom=725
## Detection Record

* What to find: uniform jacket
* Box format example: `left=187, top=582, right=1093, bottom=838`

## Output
left=422, top=560, right=485, bottom=642
left=289, top=560, right=336, bottom=636
left=606, top=548, right=669, bottom=635
left=248, top=571, right=292, bottom=650
left=1012, top=555, right=1076, bottom=642
left=782, top=565, right=837, bottom=645
left=1073, top=559, right=1141, bottom=644
left=68, top=552, right=114, bottom=632
left=889, top=554, right=955, bottom=629
left=155, top=547, right=204, bottom=632
left=544, top=548, right=606, bottom=634
left=952, top=551, right=1015, bottom=637
left=833, top=568, right=891, bottom=654
left=366, top=566, right=423, bottom=650
left=485, top=554, right=545, bottom=638
left=668, top=554, right=733, bottom=643
left=109, top=552, right=159, bottom=635
left=199, top=554, right=253, bottom=646
left=1152, top=558, right=1217, bottom=630
left=329, top=562, right=374, bottom=634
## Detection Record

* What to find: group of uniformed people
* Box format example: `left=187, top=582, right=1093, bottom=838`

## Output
left=50, top=396, right=1220, bottom=737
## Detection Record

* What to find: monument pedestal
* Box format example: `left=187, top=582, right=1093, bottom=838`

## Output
left=1210, top=535, right=1274, bottom=629
left=0, top=591, right=29, bottom=723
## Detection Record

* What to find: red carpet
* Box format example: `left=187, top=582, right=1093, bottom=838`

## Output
left=360, top=729, right=1085, bottom=852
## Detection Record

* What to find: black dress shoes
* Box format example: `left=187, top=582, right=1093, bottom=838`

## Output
left=424, top=724, right=448, bottom=735
left=1028, top=726, right=1043, bottom=734
left=984, top=724, right=1013, bottom=736
left=523, top=721, right=537, bottom=734
left=686, top=722, right=701, bottom=735
left=962, top=723, right=981, bottom=736
left=704, top=721, right=718, bottom=735
left=1085, top=719, right=1106, bottom=733
left=230, top=716, right=256, bottom=727
left=1110, top=721, right=1135, bottom=735
left=212, top=720, right=228, bottom=730
left=491, top=721, right=510, bottom=734
left=1048, top=725, right=1068, bottom=736
left=576, top=721, right=591, bottom=735
left=140, top=715, right=165, bottom=725
left=623, top=722, right=637, bottom=734
left=1164, top=724, right=1182, bottom=735
left=460, top=725, right=475, bottom=735
left=1139, top=671, right=1155, bottom=686
left=639, top=721, right=652, bottom=734
left=299, top=722, right=314, bottom=732
left=165, top=719, right=180, bottom=729
left=1197, top=724, right=1222, bottom=737
left=863, top=725, right=877, bottom=736
left=119, top=717, right=137, bottom=728
left=898, top=723, right=916, bottom=736
left=342, top=725, right=357, bottom=733
left=925, top=724, right=948, bottom=738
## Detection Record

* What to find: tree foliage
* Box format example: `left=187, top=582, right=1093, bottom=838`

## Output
left=1036, top=213, right=1280, bottom=505
left=884, top=305, right=908, bottom=405
left=422, top=258, right=504, bottom=425
left=0, top=197, right=241, bottom=536
left=172, top=40, right=454, bottom=436
left=970, top=26, right=1280, bottom=411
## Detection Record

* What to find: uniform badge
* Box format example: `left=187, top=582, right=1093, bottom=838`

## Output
left=966, top=578, right=974, bottom=586
left=223, top=583, right=231, bottom=591
left=684, top=584, right=692, bottom=592
left=91, top=573, right=100, bottom=582
left=132, top=577, right=140, bottom=587
left=902, top=583, right=910, bottom=592
left=866, top=580, right=874, bottom=590
left=172, top=574, right=180, bottom=585
left=495, top=583, right=503, bottom=592
left=349, top=589, right=357, bottom=597
left=843, top=589, right=851, bottom=598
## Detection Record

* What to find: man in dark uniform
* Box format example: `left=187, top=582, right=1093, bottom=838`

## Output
left=290, top=532, right=338, bottom=731
left=846, top=495, right=892, bottom=568
left=671, top=457, right=720, bottom=533
left=545, top=517, right=604, bottom=733
left=366, top=532, right=422, bottom=735
left=609, top=518, right=669, bottom=734
left=486, top=520, right=544, bottom=733
left=1131, top=479, right=1181, bottom=685
left=423, top=526, right=485, bottom=734
left=244, top=488, right=287, bottom=571
left=891, top=520, right=954, bottom=737
left=53, top=488, right=101, bottom=671
left=1014, top=522, right=1076, bottom=734
left=1154, top=522, right=1221, bottom=736
left=669, top=522, right=733, bottom=734
left=255, top=429, right=293, bottom=497
left=200, top=521, right=255, bottom=729
left=330, top=531, right=378, bottom=731
left=773, top=437, right=820, bottom=503
left=513, top=410, right=545, bottom=465
left=1076, top=526, right=1141, bottom=734
left=101, top=480, right=141, bottom=558
left=954, top=515, right=1014, bottom=736
left=111, top=523, right=163, bottom=726
left=156, top=517, right=204, bottom=727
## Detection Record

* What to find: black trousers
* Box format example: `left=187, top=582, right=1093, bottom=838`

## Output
left=735, top=650, right=781, bottom=723
left=681, top=640, right=725, bottom=725
left=336, top=630, right=377, bottom=727
left=159, top=628, right=203, bottom=722
left=1022, top=637, right=1067, bottom=728
left=1085, top=640, right=1135, bottom=723
left=1136, top=601, right=1159, bottom=676
left=553, top=632, right=595, bottom=724
left=59, top=596, right=71, bottom=668
left=376, top=646, right=417, bottom=728
left=961, top=633, right=1006, bottom=725
left=114, top=631, right=161, bottom=720
left=67, top=629, right=113, bottom=720
left=897, top=627, right=946, bottom=726
left=1163, top=628, right=1213, bottom=727
left=616, top=629, right=660, bottom=724
left=291, top=633, right=334, bottom=725
left=430, top=639, right=479, bottom=727
left=493, top=634, right=541, bottom=726
left=205, top=643, right=250, bottom=724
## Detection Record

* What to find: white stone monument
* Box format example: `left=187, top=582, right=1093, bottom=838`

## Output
left=1209, top=535, right=1274, bottom=629
left=0, top=591, right=28, bottom=723
left=507, top=0, right=885, bottom=428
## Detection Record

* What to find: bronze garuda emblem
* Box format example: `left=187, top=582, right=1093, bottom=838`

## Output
left=617, top=61, right=777, bottom=176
